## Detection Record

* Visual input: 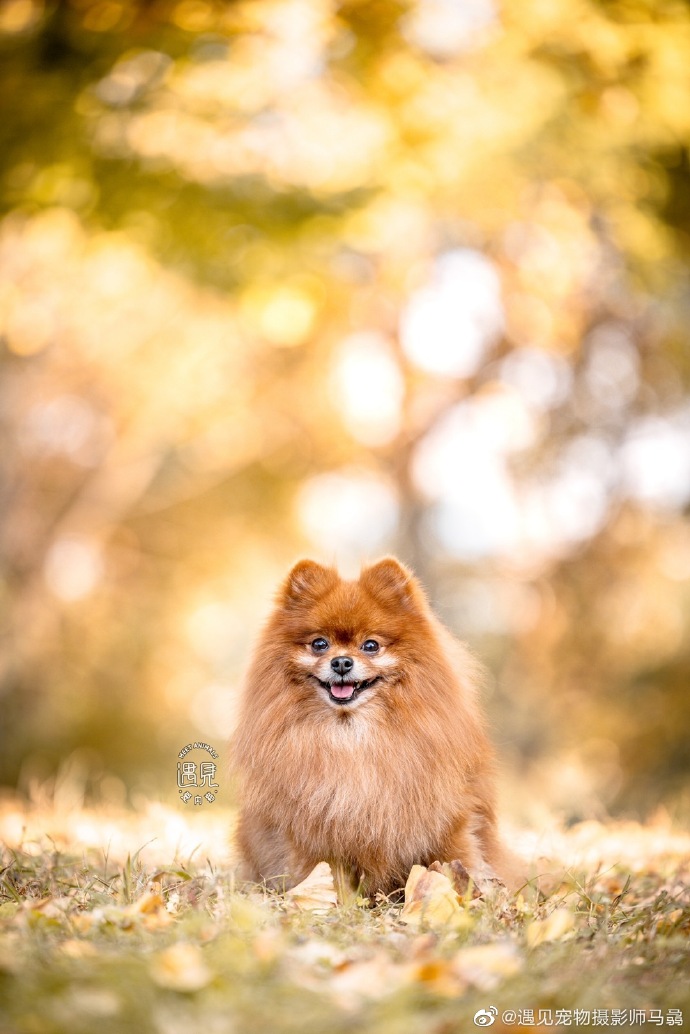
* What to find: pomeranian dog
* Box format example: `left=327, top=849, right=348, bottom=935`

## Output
left=232, top=556, right=516, bottom=898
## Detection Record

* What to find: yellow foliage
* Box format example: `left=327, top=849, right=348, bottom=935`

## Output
left=150, top=942, right=213, bottom=992
left=400, top=864, right=470, bottom=929
left=526, top=907, right=576, bottom=948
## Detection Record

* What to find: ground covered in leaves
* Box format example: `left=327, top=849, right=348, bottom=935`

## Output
left=0, top=798, right=688, bottom=1034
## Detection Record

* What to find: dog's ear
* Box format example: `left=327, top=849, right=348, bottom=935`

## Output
left=360, top=557, right=424, bottom=611
left=280, top=560, right=338, bottom=608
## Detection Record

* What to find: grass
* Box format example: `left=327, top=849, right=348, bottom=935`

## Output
left=0, top=797, right=689, bottom=1034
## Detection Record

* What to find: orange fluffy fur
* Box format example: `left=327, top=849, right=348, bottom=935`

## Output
left=232, top=557, right=517, bottom=897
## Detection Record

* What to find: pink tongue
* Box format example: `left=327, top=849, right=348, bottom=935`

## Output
left=330, top=683, right=355, bottom=699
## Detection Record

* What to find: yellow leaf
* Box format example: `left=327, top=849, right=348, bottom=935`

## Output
left=252, top=929, right=284, bottom=963
left=526, top=907, right=575, bottom=948
left=400, top=865, right=466, bottom=929
left=453, top=942, right=523, bottom=989
left=150, top=942, right=212, bottom=992
left=70, top=913, right=94, bottom=934
left=429, top=860, right=473, bottom=896
left=128, top=891, right=165, bottom=915
left=412, top=958, right=466, bottom=997
left=403, top=864, right=428, bottom=899
left=129, top=892, right=174, bottom=929
left=328, top=954, right=408, bottom=1010
left=228, top=893, right=274, bottom=931
left=285, top=862, right=338, bottom=913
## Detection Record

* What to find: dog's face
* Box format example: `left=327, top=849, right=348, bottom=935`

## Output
left=271, top=557, right=432, bottom=711
left=295, top=624, right=396, bottom=709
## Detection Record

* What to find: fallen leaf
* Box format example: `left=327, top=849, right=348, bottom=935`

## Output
left=60, top=939, right=98, bottom=958
left=514, top=892, right=531, bottom=914
left=526, top=907, right=575, bottom=948
left=70, top=912, right=95, bottom=934
left=165, top=891, right=181, bottom=914
left=228, top=893, right=274, bottom=930
left=22, top=898, right=71, bottom=931
left=150, top=942, right=212, bottom=992
left=252, top=928, right=285, bottom=963
left=412, top=958, right=467, bottom=997
left=127, top=891, right=174, bottom=928
left=69, top=891, right=173, bottom=933
left=285, top=862, right=338, bottom=913
left=289, top=937, right=344, bottom=968
left=284, top=938, right=344, bottom=996
left=150, top=870, right=192, bottom=884
left=453, top=941, right=523, bottom=989
left=129, top=890, right=166, bottom=915
left=400, top=865, right=467, bottom=929
left=328, top=954, right=408, bottom=1010
left=409, top=932, right=439, bottom=959
left=429, top=860, right=480, bottom=898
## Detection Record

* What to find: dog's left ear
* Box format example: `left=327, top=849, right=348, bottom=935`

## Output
left=280, top=559, right=338, bottom=609
left=360, top=557, right=425, bottom=611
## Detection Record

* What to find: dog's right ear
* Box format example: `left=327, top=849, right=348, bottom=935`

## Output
left=280, top=560, right=337, bottom=608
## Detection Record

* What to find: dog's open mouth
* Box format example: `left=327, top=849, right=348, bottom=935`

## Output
left=315, top=676, right=381, bottom=705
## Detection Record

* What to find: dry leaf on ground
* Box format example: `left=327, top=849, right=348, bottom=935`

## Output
left=285, top=862, right=338, bottom=913
left=400, top=864, right=468, bottom=928
left=328, top=953, right=409, bottom=1010
left=411, top=957, right=467, bottom=997
left=429, top=859, right=481, bottom=898
left=453, top=941, right=523, bottom=989
left=150, top=942, right=212, bottom=992
left=526, top=907, right=575, bottom=948
left=71, top=892, right=173, bottom=933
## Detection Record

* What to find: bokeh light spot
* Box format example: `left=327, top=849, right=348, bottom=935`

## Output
left=44, top=537, right=104, bottom=602
left=295, top=469, right=399, bottom=566
left=400, top=249, right=504, bottom=378
left=330, top=332, right=404, bottom=446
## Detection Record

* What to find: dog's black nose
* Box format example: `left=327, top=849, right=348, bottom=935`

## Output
left=331, top=656, right=354, bottom=676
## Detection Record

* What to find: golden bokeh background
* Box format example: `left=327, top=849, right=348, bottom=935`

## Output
left=1, top=0, right=689, bottom=824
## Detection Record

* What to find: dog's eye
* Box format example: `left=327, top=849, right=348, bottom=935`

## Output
left=311, top=637, right=329, bottom=653
left=361, top=639, right=379, bottom=653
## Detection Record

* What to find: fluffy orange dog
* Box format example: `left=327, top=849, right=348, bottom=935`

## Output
left=232, top=557, right=514, bottom=897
